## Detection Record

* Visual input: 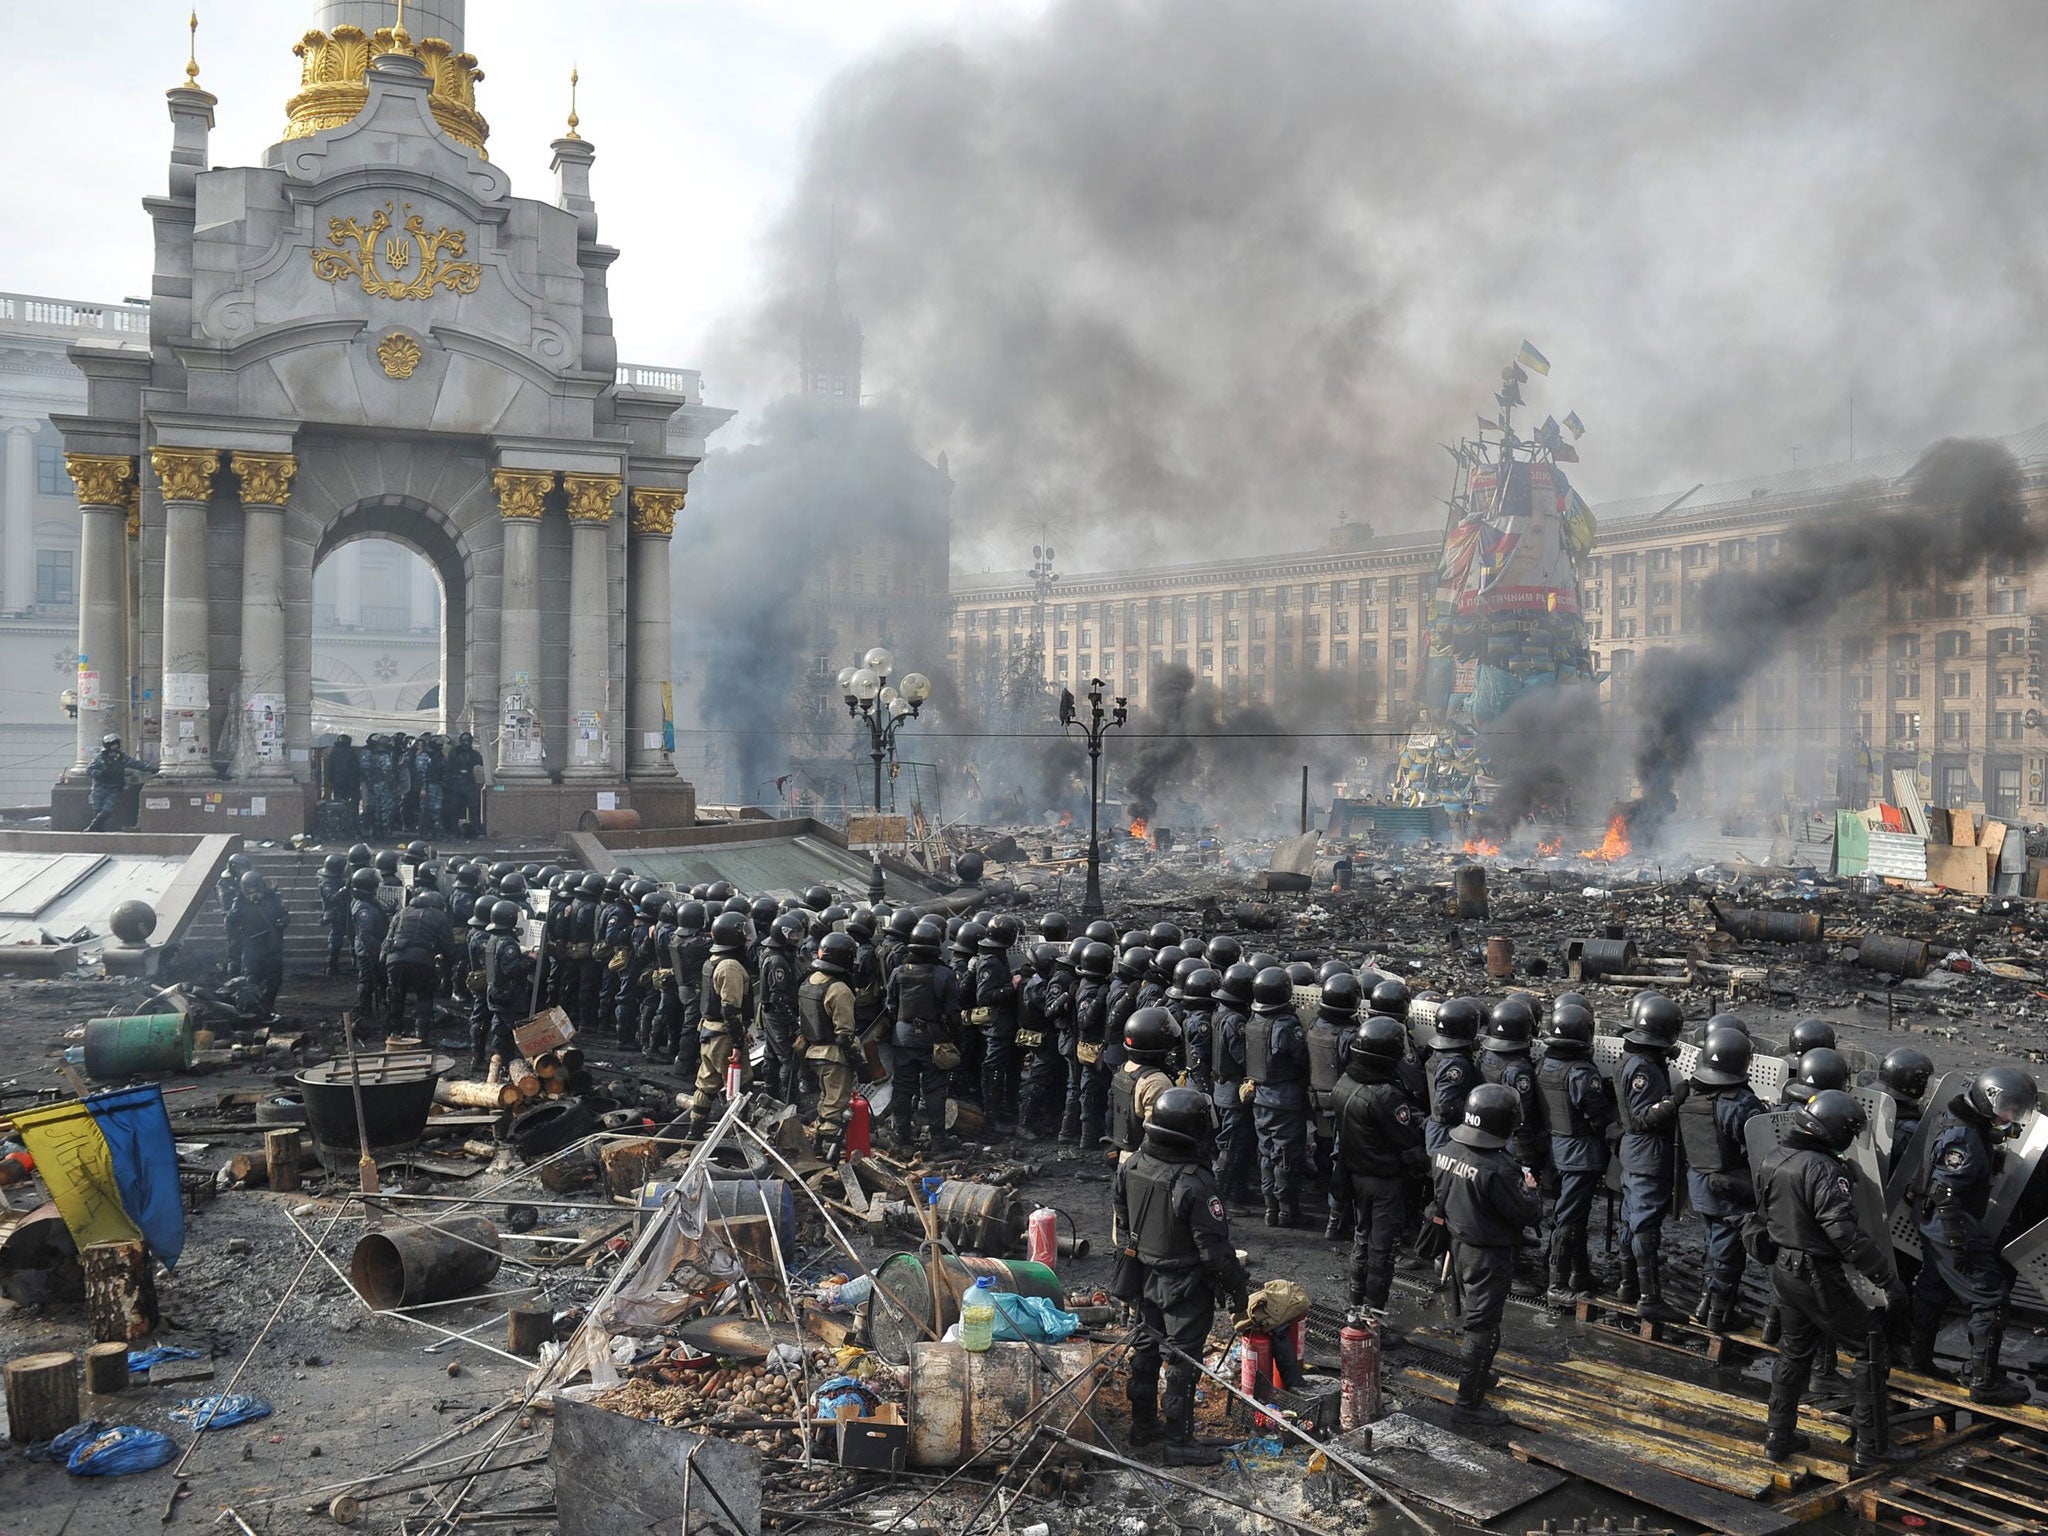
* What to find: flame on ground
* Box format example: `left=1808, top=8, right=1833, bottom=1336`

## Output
left=1057, top=811, right=1075, bottom=829
left=1129, top=817, right=1148, bottom=840
left=1579, top=815, right=1630, bottom=862
left=1462, top=837, right=1501, bottom=857
left=1536, top=837, right=1563, bottom=857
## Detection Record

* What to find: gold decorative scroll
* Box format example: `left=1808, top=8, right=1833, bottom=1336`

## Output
left=312, top=201, right=482, bottom=302
left=562, top=474, right=622, bottom=524
left=377, top=332, right=423, bottom=378
left=126, top=483, right=141, bottom=539
left=149, top=447, right=221, bottom=503
left=629, top=487, right=686, bottom=537
left=492, top=469, right=554, bottom=520
left=64, top=453, right=135, bottom=509
left=284, top=25, right=489, bottom=157
left=232, top=451, right=298, bottom=506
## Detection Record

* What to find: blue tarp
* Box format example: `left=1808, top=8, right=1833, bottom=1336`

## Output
left=83, top=1084, right=186, bottom=1267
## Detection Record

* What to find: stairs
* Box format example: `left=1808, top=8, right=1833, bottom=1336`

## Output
left=178, top=844, right=570, bottom=972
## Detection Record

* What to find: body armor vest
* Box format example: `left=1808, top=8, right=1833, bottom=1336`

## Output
left=1243, top=1014, right=1275, bottom=1084
left=1125, top=1153, right=1198, bottom=1266
left=1111, top=1064, right=1142, bottom=1151
left=798, top=976, right=838, bottom=1045
left=1677, top=1089, right=1736, bottom=1173
left=1211, top=1009, right=1243, bottom=1083
left=1537, top=1057, right=1595, bottom=1139
left=1308, top=1023, right=1345, bottom=1101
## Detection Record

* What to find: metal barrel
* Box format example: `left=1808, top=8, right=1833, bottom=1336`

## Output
left=1714, top=907, right=1824, bottom=944
left=1566, top=936, right=1638, bottom=978
left=1856, top=934, right=1931, bottom=978
left=350, top=1217, right=503, bottom=1309
left=577, top=808, right=642, bottom=832
left=82, top=1015, right=194, bottom=1079
left=1485, top=935, right=1514, bottom=979
left=1454, top=865, right=1489, bottom=918
left=932, top=1180, right=1022, bottom=1254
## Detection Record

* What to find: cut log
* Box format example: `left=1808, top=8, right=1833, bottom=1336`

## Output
left=504, top=1057, right=542, bottom=1100
left=599, top=1138, right=661, bottom=1199
left=82, top=1239, right=158, bottom=1343
left=84, top=1341, right=130, bottom=1395
left=508, top=1306, right=553, bottom=1357
left=228, top=1150, right=268, bottom=1187
left=5, top=1352, right=80, bottom=1443
left=265, top=1128, right=302, bottom=1194
left=435, top=1077, right=522, bottom=1112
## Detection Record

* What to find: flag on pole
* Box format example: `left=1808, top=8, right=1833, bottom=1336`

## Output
left=1517, top=340, right=1551, bottom=376
left=12, top=1085, right=186, bottom=1265
left=1563, top=411, right=1586, bottom=439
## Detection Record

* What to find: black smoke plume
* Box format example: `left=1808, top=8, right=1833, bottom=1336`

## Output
left=1625, top=438, right=2037, bottom=838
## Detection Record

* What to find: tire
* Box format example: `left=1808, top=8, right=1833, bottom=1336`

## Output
left=508, top=1098, right=600, bottom=1162
left=254, top=1094, right=309, bottom=1127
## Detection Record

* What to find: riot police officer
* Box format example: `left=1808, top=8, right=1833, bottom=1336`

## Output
left=666, top=901, right=712, bottom=1078
left=1047, top=939, right=1085, bottom=1144
left=1756, top=1089, right=1906, bottom=1471
left=348, top=866, right=389, bottom=1029
left=1910, top=1065, right=2039, bottom=1404
left=1616, top=991, right=1685, bottom=1321
left=759, top=910, right=807, bottom=1104
left=480, top=901, right=533, bottom=1073
left=1306, top=972, right=1357, bottom=1239
left=319, top=853, right=351, bottom=978
left=1480, top=995, right=1548, bottom=1180
left=1016, top=942, right=1065, bottom=1137
left=236, top=872, right=289, bottom=1015
left=1180, top=966, right=1219, bottom=1102
left=885, top=917, right=963, bottom=1153
left=1781, top=1017, right=1836, bottom=1083
left=462, top=906, right=491, bottom=1058
left=1334, top=1017, right=1428, bottom=1324
left=567, top=872, right=604, bottom=1030
left=1244, top=966, right=1310, bottom=1228
left=970, top=918, right=1021, bottom=1124
left=1432, top=1082, right=1542, bottom=1424
left=1538, top=1001, right=1613, bottom=1304
left=1880, top=1046, right=1934, bottom=1176
left=1071, top=940, right=1116, bottom=1147
left=689, top=911, right=756, bottom=1135
left=444, top=732, right=482, bottom=837
left=799, top=931, right=863, bottom=1160
left=84, top=734, right=152, bottom=832
left=1111, top=1008, right=1178, bottom=1158
left=1680, top=1026, right=1765, bottom=1331
left=1208, top=962, right=1258, bottom=1207
left=384, top=886, right=455, bottom=1036
left=1115, top=1087, right=1250, bottom=1466
left=1426, top=998, right=1483, bottom=1156
left=595, top=878, right=635, bottom=1037
left=1784, top=1046, right=1851, bottom=1107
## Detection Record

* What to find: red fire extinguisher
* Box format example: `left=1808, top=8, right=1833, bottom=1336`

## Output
left=1027, top=1207, right=1059, bottom=1268
left=846, top=1097, right=872, bottom=1157
left=1339, top=1319, right=1380, bottom=1430
left=1239, top=1331, right=1275, bottom=1426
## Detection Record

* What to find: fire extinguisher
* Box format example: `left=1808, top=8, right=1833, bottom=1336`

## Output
left=725, top=1046, right=745, bottom=1102
left=846, top=1097, right=872, bottom=1157
left=1239, top=1331, right=1274, bottom=1426
left=1027, top=1207, right=1059, bottom=1268
left=1339, top=1319, right=1380, bottom=1430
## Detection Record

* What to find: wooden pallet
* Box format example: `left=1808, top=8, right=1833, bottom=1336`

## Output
left=1857, top=1429, right=2048, bottom=1534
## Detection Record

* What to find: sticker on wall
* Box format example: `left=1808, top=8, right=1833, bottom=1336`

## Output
left=75, top=669, right=102, bottom=711
left=246, top=693, right=285, bottom=761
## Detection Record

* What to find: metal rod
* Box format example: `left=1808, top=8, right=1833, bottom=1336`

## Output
left=1047, top=1431, right=1341, bottom=1536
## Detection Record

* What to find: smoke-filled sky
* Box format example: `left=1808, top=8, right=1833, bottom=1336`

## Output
left=718, top=0, right=2048, bottom=573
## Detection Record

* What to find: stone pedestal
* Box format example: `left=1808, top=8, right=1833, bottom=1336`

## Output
left=152, top=447, right=221, bottom=780
left=562, top=474, right=618, bottom=781
left=627, top=488, right=684, bottom=780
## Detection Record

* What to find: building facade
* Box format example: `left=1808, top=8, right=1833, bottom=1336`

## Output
left=949, top=428, right=2048, bottom=819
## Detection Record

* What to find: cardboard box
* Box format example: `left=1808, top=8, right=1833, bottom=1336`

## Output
left=814, top=1403, right=907, bottom=1471
left=515, top=1006, right=576, bottom=1058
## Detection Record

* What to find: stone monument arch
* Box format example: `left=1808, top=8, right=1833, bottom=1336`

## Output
left=52, top=1, right=726, bottom=834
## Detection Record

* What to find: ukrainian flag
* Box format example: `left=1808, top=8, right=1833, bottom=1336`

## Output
left=11, top=1085, right=186, bottom=1266
left=1563, top=411, right=1585, bottom=439
left=1517, top=340, right=1551, bottom=376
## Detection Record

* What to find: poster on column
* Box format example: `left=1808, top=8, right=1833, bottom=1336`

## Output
left=661, top=682, right=675, bottom=754
left=76, top=668, right=102, bottom=712
left=166, top=672, right=207, bottom=710
left=573, top=710, right=605, bottom=764
left=500, top=680, right=545, bottom=766
left=246, top=693, right=285, bottom=762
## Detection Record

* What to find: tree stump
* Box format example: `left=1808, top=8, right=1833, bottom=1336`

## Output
left=228, top=1150, right=267, bottom=1186
left=265, top=1128, right=302, bottom=1194
left=507, top=1306, right=553, bottom=1358
left=600, top=1137, right=661, bottom=1199
left=5, top=1352, right=80, bottom=1442
left=84, top=1341, right=130, bottom=1395
left=82, top=1239, right=158, bottom=1343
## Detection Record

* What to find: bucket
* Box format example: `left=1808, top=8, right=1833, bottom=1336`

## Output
left=82, top=1015, right=194, bottom=1080
left=350, top=1217, right=503, bottom=1309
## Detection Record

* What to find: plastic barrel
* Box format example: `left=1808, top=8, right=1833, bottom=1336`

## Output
left=82, top=1015, right=194, bottom=1080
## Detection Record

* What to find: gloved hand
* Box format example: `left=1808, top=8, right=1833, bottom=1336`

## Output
left=837, top=1032, right=859, bottom=1058
left=1414, top=1216, right=1450, bottom=1263
left=1885, top=1277, right=1908, bottom=1309
left=1239, top=1080, right=1256, bottom=1104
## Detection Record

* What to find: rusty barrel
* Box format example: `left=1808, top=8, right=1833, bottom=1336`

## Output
left=1856, top=934, right=1931, bottom=978
left=577, top=807, right=641, bottom=832
left=1715, top=907, right=1824, bottom=944
left=350, top=1217, right=502, bottom=1310
left=933, top=1180, right=1022, bottom=1255
left=1485, top=935, right=1514, bottom=979
left=1454, top=865, right=1489, bottom=919
left=1567, top=936, right=1638, bottom=979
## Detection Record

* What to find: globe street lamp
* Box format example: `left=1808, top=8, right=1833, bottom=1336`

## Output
left=1060, top=676, right=1127, bottom=918
left=844, top=647, right=930, bottom=813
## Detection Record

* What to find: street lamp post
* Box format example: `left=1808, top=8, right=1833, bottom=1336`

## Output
left=840, top=647, right=931, bottom=813
left=1061, top=676, right=1127, bottom=918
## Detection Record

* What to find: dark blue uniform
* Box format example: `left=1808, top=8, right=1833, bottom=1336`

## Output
left=319, top=869, right=350, bottom=976
left=1180, top=1000, right=1216, bottom=1101
left=1332, top=1057, right=1427, bottom=1311
left=1427, top=1047, right=1478, bottom=1156
left=1016, top=964, right=1065, bottom=1135
left=969, top=947, right=1019, bottom=1123
left=1210, top=1001, right=1256, bottom=1202
left=350, top=895, right=389, bottom=1027
left=85, top=745, right=150, bottom=831
left=1073, top=976, right=1112, bottom=1146
left=1247, top=1005, right=1310, bottom=1219
left=1537, top=1050, right=1613, bottom=1294
left=1911, top=1099, right=2017, bottom=1383
left=1616, top=1044, right=1683, bottom=1288
left=1679, top=1079, right=1764, bottom=1312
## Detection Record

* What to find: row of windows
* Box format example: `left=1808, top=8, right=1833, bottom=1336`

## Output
left=1882, top=710, right=2031, bottom=743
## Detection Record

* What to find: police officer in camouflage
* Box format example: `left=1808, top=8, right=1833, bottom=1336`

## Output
left=84, top=734, right=152, bottom=832
left=799, top=932, right=863, bottom=1161
left=1615, top=992, right=1686, bottom=1322
left=1111, top=1008, right=1178, bottom=1160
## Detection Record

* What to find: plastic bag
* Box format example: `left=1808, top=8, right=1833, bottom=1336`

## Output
left=127, top=1345, right=206, bottom=1373
left=66, top=1424, right=179, bottom=1476
left=169, top=1393, right=272, bottom=1430
left=989, top=1292, right=1079, bottom=1344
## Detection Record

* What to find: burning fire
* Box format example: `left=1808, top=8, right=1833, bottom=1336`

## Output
left=1536, top=837, right=1563, bottom=857
left=1057, top=811, right=1075, bottom=829
left=1461, top=837, right=1501, bottom=857
left=1129, top=817, right=1149, bottom=840
left=1579, top=815, right=1631, bottom=862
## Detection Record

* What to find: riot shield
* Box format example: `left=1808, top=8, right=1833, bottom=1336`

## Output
left=2004, top=1215, right=2048, bottom=1316
left=1747, top=1052, right=1789, bottom=1105
left=1747, top=1106, right=1890, bottom=1306
left=1883, top=1069, right=1970, bottom=1261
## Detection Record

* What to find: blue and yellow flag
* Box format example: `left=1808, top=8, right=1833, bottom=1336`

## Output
left=1517, top=340, right=1551, bottom=376
left=1562, top=411, right=1586, bottom=439
left=13, top=1085, right=186, bottom=1266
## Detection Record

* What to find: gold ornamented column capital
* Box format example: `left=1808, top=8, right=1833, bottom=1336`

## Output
left=231, top=450, right=298, bottom=506
left=491, top=468, right=554, bottom=519
left=563, top=473, right=622, bottom=524
left=126, top=482, right=142, bottom=538
left=65, top=453, right=135, bottom=508
left=150, top=446, right=221, bottom=503
left=629, top=487, right=686, bottom=537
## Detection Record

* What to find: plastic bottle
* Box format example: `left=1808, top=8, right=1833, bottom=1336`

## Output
left=960, top=1276, right=997, bottom=1352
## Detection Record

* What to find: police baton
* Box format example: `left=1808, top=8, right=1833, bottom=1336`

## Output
left=1866, top=1327, right=1890, bottom=1453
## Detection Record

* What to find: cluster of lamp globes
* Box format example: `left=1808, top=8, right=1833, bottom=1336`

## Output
left=838, top=647, right=932, bottom=721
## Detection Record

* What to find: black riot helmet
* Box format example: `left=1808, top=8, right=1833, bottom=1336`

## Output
left=1285, top=960, right=1317, bottom=988
left=538, top=864, right=564, bottom=888
left=498, top=871, right=528, bottom=900
left=749, top=895, right=778, bottom=930
left=1116, top=945, right=1153, bottom=981
left=1351, top=1014, right=1408, bottom=1067
left=1453, top=1082, right=1521, bottom=1149
left=815, top=931, right=858, bottom=976
left=457, top=863, right=483, bottom=890
left=1038, top=912, right=1072, bottom=944
left=1148, top=921, right=1184, bottom=951
left=322, top=852, right=347, bottom=876
left=488, top=900, right=521, bottom=933
left=1430, top=997, right=1484, bottom=1051
left=771, top=911, right=809, bottom=947
left=1251, top=966, right=1294, bottom=1014
left=1077, top=940, right=1116, bottom=980
left=1964, top=1065, right=2040, bottom=1127
left=677, top=899, right=707, bottom=932
left=1706, top=1011, right=1751, bottom=1039
left=1695, top=1027, right=1755, bottom=1088
left=578, top=872, right=605, bottom=898
left=1788, top=1017, right=1836, bottom=1055
left=1246, top=951, right=1281, bottom=975
left=405, top=840, right=430, bottom=864
left=1552, top=990, right=1589, bottom=1018
left=944, top=914, right=967, bottom=944
left=1204, top=935, right=1243, bottom=973
left=987, top=915, right=1020, bottom=950
left=1791, top=1088, right=1866, bottom=1152
left=1368, top=977, right=1411, bottom=1020
left=846, top=908, right=876, bottom=941
left=1170, top=956, right=1204, bottom=997
left=1796, top=1046, right=1851, bottom=1095
left=348, top=842, right=373, bottom=868
left=640, top=892, right=667, bottom=921
left=1318, top=972, right=1364, bottom=1019
left=705, top=880, right=734, bottom=903
left=1217, top=962, right=1257, bottom=1006
left=909, top=918, right=947, bottom=961
left=1482, top=994, right=1536, bottom=1053
left=1318, top=957, right=1355, bottom=983
left=1544, top=1001, right=1595, bottom=1053
left=888, top=908, right=919, bottom=940
left=804, top=884, right=832, bottom=912
left=1062, top=936, right=1089, bottom=970
left=954, top=920, right=988, bottom=955
left=1143, top=1086, right=1214, bottom=1156
left=490, top=861, right=516, bottom=883
left=349, top=867, right=380, bottom=897
left=1085, top=919, right=1119, bottom=946
left=1032, top=942, right=1059, bottom=976
left=723, top=895, right=750, bottom=916
left=1119, top=929, right=1147, bottom=953
left=375, top=848, right=401, bottom=877
left=1879, top=1046, right=1934, bottom=1102
left=709, top=911, right=750, bottom=955
left=1182, top=966, right=1218, bottom=1003
left=227, top=852, right=253, bottom=876
left=1124, top=1006, right=1176, bottom=1064
left=1624, top=992, right=1683, bottom=1048
left=1151, top=945, right=1186, bottom=986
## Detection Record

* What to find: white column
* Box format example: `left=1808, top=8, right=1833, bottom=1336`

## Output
left=562, top=474, right=619, bottom=781
left=151, top=446, right=220, bottom=779
left=63, top=455, right=135, bottom=773
left=3, top=425, right=34, bottom=616
left=491, top=469, right=552, bottom=781
left=230, top=451, right=295, bottom=780
left=627, top=487, right=684, bottom=779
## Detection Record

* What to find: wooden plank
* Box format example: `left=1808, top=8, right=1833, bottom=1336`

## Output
left=1979, top=819, right=2010, bottom=866
left=1950, top=809, right=1979, bottom=848
left=1509, top=1433, right=1804, bottom=1536
left=1926, top=843, right=1993, bottom=895
left=1893, top=1369, right=2048, bottom=1436
left=1877, top=1478, right=2031, bottom=1535
left=1327, top=1412, right=1562, bottom=1522
left=1930, top=1467, right=2048, bottom=1516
